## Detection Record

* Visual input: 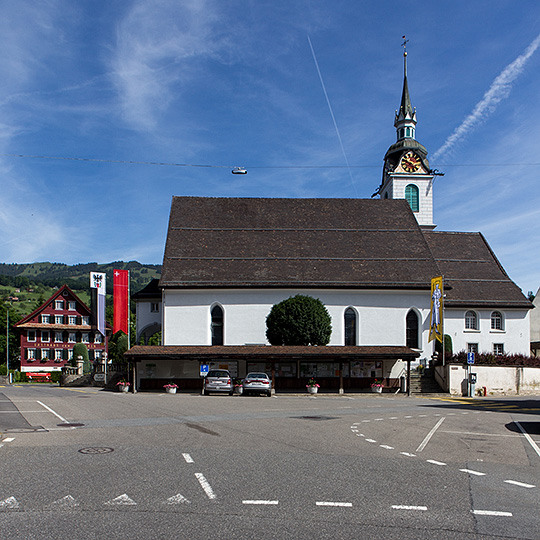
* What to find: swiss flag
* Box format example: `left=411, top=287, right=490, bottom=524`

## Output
left=113, top=269, right=129, bottom=335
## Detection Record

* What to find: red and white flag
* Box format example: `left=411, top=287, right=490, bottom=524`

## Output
left=113, top=269, right=129, bottom=335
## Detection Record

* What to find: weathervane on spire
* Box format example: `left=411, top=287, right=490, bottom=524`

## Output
left=401, top=35, right=409, bottom=76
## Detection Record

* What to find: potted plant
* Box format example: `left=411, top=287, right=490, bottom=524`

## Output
left=370, top=379, right=384, bottom=393
left=233, top=378, right=243, bottom=395
left=306, top=378, right=320, bottom=394
left=163, top=382, right=178, bottom=394
left=117, top=380, right=130, bottom=393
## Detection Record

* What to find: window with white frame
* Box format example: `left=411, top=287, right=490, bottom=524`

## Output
left=55, top=331, right=63, bottom=343
left=491, top=311, right=504, bottom=330
left=28, top=330, right=36, bottom=342
left=68, top=301, right=76, bottom=310
left=95, top=350, right=102, bottom=360
left=55, top=300, right=64, bottom=310
left=55, top=315, right=64, bottom=325
left=68, top=315, right=77, bottom=325
left=54, top=349, right=63, bottom=361
left=82, top=333, right=90, bottom=343
left=41, top=349, right=50, bottom=360
left=493, top=343, right=504, bottom=355
left=68, top=332, right=76, bottom=343
left=465, top=311, right=478, bottom=330
left=41, top=314, right=50, bottom=324
left=467, top=343, right=478, bottom=353
left=41, top=331, right=50, bottom=342
left=82, top=316, right=90, bottom=326
left=27, top=348, right=36, bottom=360
left=94, top=333, right=103, bottom=344
left=68, top=349, right=74, bottom=360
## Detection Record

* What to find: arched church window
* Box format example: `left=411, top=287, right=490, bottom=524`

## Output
left=406, top=310, right=419, bottom=349
left=491, top=311, right=504, bottom=331
left=344, top=308, right=357, bottom=346
left=465, top=311, right=477, bottom=330
left=405, top=184, right=419, bottom=212
left=211, top=305, right=224, bottom=345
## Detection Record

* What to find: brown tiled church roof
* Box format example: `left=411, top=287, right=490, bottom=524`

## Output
left=160, top=197, right=440, bottom=290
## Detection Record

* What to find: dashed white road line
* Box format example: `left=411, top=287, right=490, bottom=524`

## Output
left=243, top=500, right=279, bottom=505
left=182, top=453, right=194, bottom=463
left=316, top=501, right=352, bottom=507
left=380, top=445, right=394, bottom=450
left=426, top=459, right=447, bottom=466
left=472, top=510, right=513, bottom=517
left=400, top=452, right=416, bottom=457
left=460, top=469, right=486, bottom=476
left=392, top=505, right=427, bottom=511
left=195, top=473, right=217, bottom=500
left=504, top=480, right=535, bottom=489
left=3, top=437, right=15, bottom=443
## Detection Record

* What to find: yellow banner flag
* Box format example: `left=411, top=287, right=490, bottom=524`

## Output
left=429, top=276, right=443, bottom=343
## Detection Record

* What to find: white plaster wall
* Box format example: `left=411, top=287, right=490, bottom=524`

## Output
left=135, top=299, right=162, bottom=341
left=530, top=287, right=540, bottom=342
left=162, top=288, right=433, bottom=359
left=391, top=175, right=433, bottom=227
left=445, top=364, right=540, bottom=396
left=444, top=308, right=530, bottom=355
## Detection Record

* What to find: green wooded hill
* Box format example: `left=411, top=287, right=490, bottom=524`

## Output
left=0, top=261, right=161, bottom=321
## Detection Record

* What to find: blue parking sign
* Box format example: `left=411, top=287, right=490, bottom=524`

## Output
left=200, top=364, right=209, bottom=376
left=467, top=352, right=475, bottom=365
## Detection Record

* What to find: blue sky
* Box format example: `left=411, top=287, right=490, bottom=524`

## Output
left=0, top=1, right=539, bottom=296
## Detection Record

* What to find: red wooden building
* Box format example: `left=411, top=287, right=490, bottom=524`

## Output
left=14, top=285, right=108, bottom=373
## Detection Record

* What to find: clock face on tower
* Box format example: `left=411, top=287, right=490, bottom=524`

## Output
left=401, top=151, right=421, bottom=173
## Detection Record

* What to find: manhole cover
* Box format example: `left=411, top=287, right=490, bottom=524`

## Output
left=58, top=423, right=85, bottom=428
left=78, top=447, right=114, bottom=454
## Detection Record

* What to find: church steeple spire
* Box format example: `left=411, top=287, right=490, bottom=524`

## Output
left=394, top=36, right=417, bottom=140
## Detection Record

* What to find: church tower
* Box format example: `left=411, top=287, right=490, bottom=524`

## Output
left=376, top=41, right=435, bottom=229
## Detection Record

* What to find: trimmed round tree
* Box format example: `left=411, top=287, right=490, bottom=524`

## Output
left=71, top=342, right=91, bottom=373
left=266, top=295, right=332, bottom=346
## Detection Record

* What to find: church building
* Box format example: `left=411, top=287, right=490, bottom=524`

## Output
left=127, top=50, right=532, bottom=393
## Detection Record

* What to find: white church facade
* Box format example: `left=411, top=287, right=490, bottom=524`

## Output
left=128, top=51, right=532, bottom=393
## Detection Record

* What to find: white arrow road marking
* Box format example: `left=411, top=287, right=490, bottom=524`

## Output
left=165, top=494, right=191, bottom=504
left=182, top=453, right=194, bottom=463
left=316, top=501, right=352, bottom=507
left=243, top=500, right=279, bottom=505
left=392, top=505, right=427, bottom=511
left=52, top=495, right=79, bottom=507
left=0, top=497, right=19, bottom=509
left=472, top=510, right=513, bottom=517
left=504, top=480, right=535, bottom=488
left=195, top=473, right=216, bottom=500
left=460, top=469, right=486, bottom=476
left=105, top=494, right=136, bottom=506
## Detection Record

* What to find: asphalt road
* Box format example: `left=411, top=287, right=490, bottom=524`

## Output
left=1, top=385, right=539, bottom=539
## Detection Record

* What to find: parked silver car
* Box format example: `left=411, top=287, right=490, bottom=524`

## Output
left=242, top=372, right=272, bottom=397
left=203, top=369, right=233, bottom=395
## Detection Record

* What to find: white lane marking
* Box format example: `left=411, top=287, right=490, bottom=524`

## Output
left=504, top=480, right=536, bottom=488
left=365, top=439, right=377, bottom=443
left=389, top=417, right=398, bottom=420
left=472, top=510, right=512, bottom=517
left=380, top=445, right=394, bottom=450
left=165, top=493, right=191, bottom=504
left=361, top=420, right=371, bottom=423
left=441, top=431, right=520, bottom=438
left=404, top=416, right=412, bottom=418
left=52, top=495, right=79, bottom=507
left=356, top=434, right=365, bottom=437
left=0, top=497, right=19, bottom=508
left=400, top=452, right=416, bottom=457
left=3, top=437, right=15, bottom=443
left=36, top=401, right=69, bottom=424
left=416, top=417, right=446, bottom=453
left=182, top=453, right=194, bottom=463
left=515, top=421, right=540, bottom=458
left=426, top=459, right=447, bottom=466
left=460, top=469, right=486, bottom=476
left=195, top=473, right=217, bottom=499
left=392, top=505, right=427, bottom=511
left=243, top=500, right=279, bottom=505
left=374, top=418, right=384, bottom=421
left=316, top=501, right=352, bottom=507
left=105, top=494, right=136, bottom=506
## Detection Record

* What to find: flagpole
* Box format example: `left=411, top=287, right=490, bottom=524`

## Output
left=442, top=275, right=445, bottom=367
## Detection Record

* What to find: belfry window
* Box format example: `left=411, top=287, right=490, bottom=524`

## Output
left=405, top=184, right=419, bottom=212
left=211, top=305, right=224, bottom=346
left=344, top=308, right=357, bottom=346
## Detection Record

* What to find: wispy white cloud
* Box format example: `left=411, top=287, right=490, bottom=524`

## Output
left=433, top=32, right=540, bottom=162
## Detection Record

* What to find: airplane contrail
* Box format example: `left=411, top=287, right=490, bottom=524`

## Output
left=433, top=32, right=540, bottom=162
